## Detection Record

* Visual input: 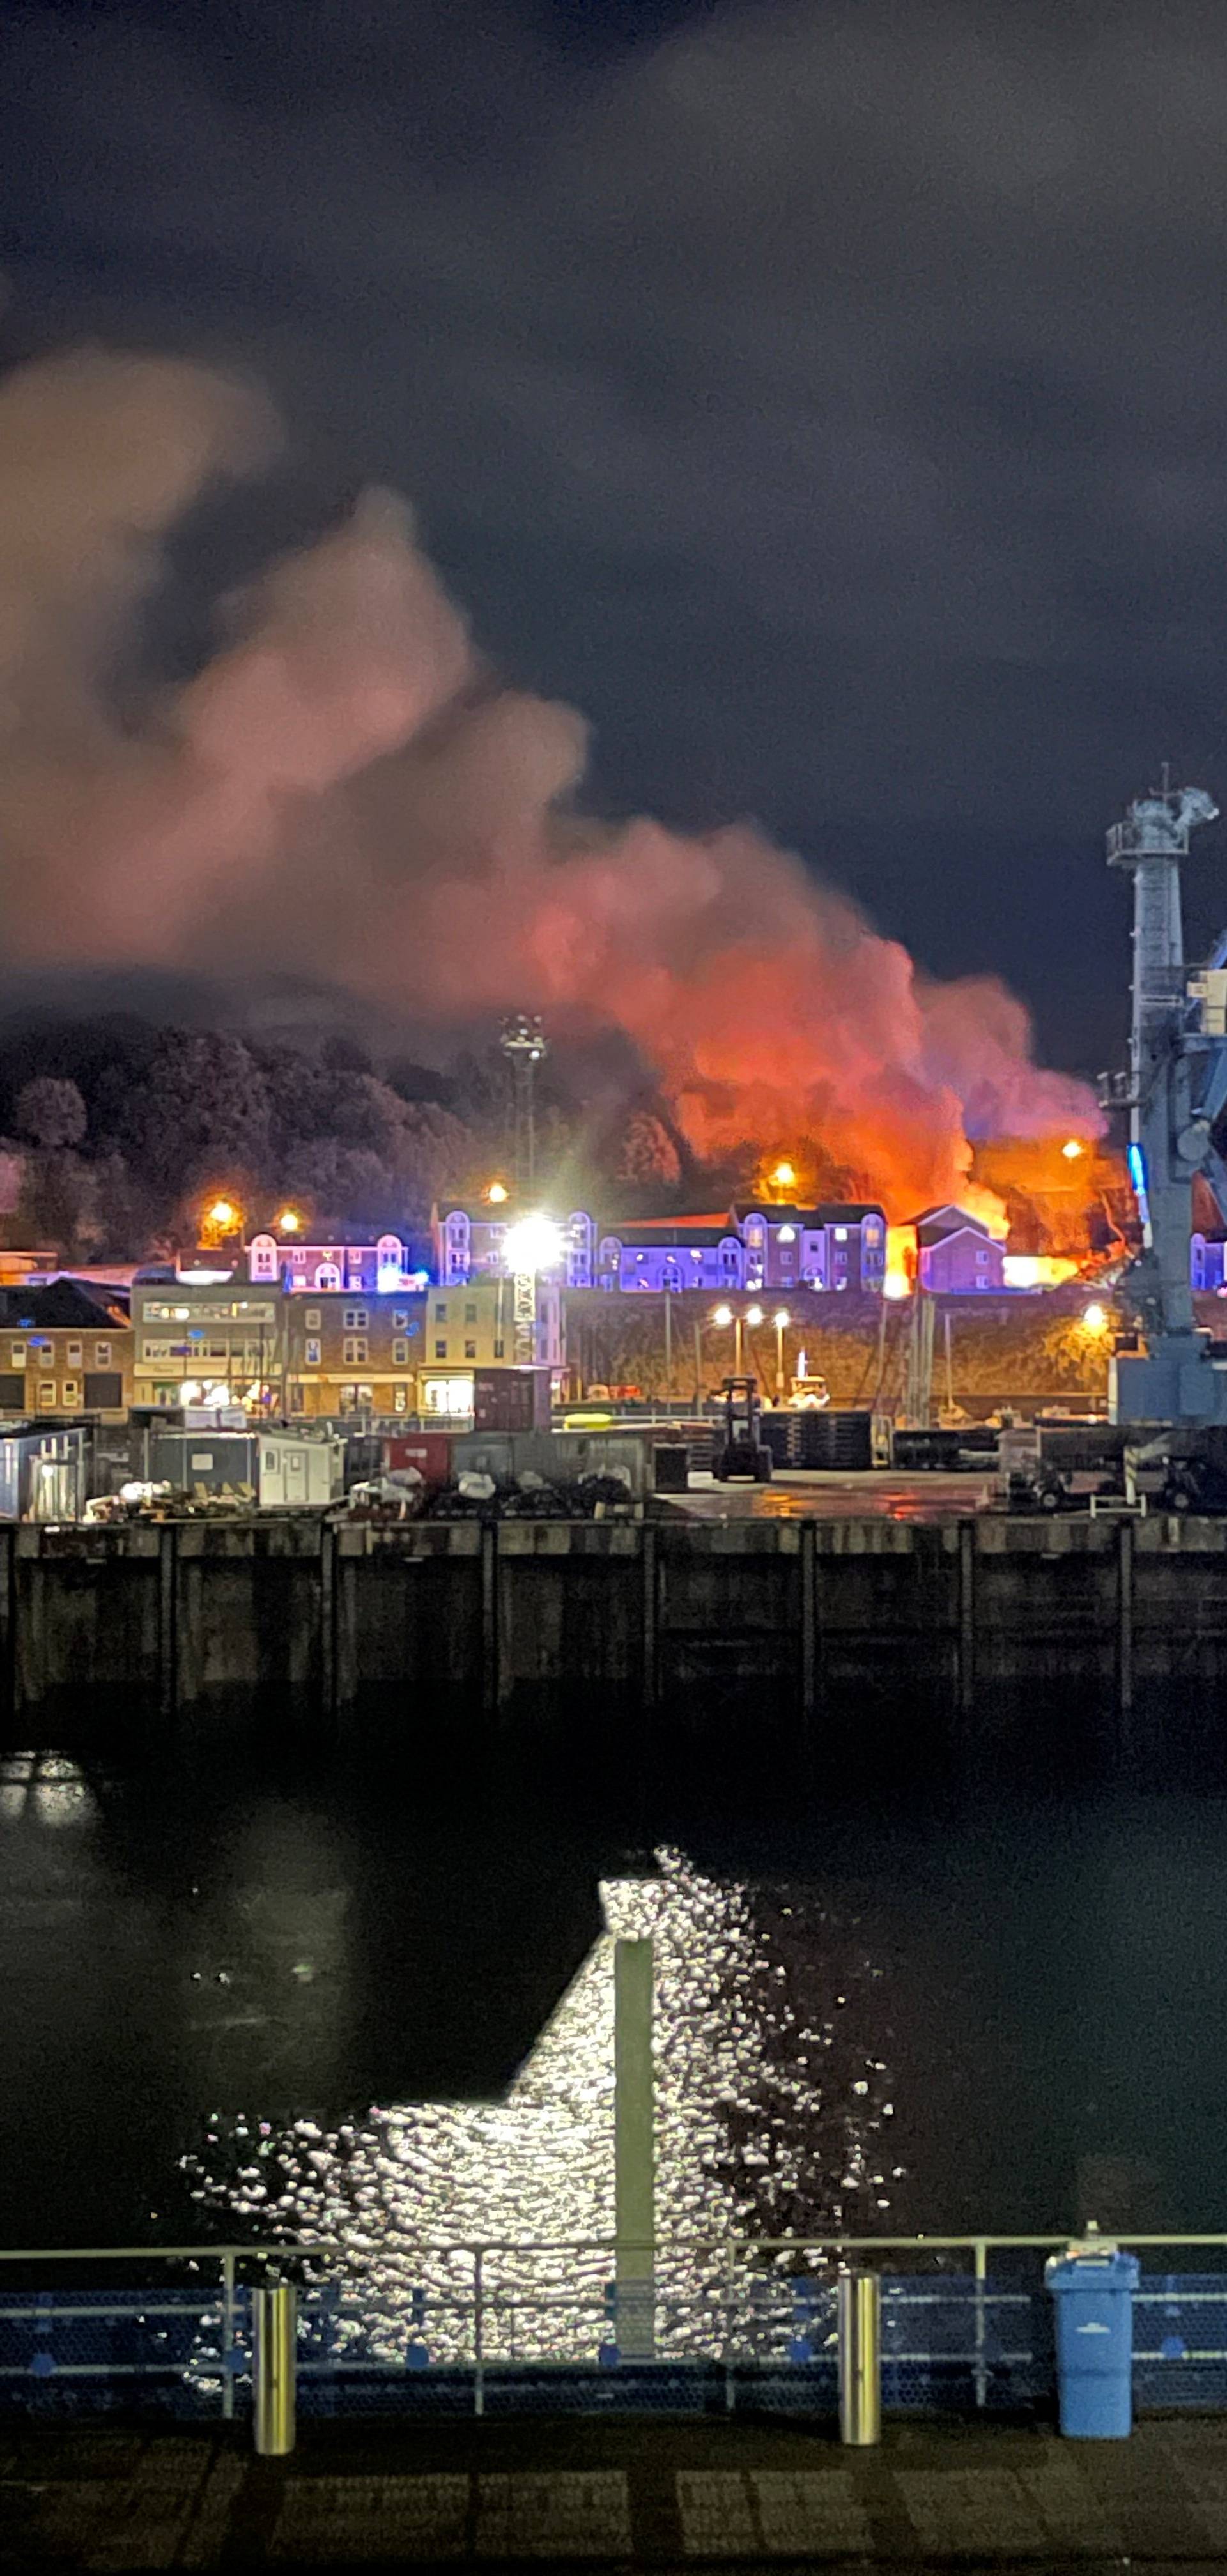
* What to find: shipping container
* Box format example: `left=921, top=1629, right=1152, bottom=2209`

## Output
left=472, top=1367, right=552, bottom=1433
left=385, top=1432, right=454, bottom=1486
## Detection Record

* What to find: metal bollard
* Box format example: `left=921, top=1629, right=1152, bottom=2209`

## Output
left=252, top=2280, right=297, bottom=2456
left=838, top=2271, right=881, bottom=2446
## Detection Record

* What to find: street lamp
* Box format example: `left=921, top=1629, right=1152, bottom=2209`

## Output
left=486, top=1180, right=509, bottom=1204
left=276, top=1208, right=302, bottom=1234
left=772, top=1307, right=791, bottom=1403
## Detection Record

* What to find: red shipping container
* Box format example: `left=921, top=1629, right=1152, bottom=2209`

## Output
left=384, top=1432, right=452, bottom=1485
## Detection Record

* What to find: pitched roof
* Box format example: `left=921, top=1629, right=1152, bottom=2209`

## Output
left=0, top=1280, right=129, bottom=1330
left=734, top=1201, right=885, bottom=1227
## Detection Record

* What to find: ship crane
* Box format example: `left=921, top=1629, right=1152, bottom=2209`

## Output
left=1104, top=776, right=1227, bottom=1421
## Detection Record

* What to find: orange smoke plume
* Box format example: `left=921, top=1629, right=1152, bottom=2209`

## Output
left=0, top=348, right=1104, bottom=1217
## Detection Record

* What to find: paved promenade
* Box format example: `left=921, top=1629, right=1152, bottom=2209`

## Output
left=4, top=2411, right=1227, bottom=2570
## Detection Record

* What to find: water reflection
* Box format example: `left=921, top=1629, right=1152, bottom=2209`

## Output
left=0, top=1749, right=95, bottom=1827
left=185, top=1850, right=901, bottom=2356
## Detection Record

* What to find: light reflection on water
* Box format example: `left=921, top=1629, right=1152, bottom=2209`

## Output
left=184, top=1850, right=900, bottom=2359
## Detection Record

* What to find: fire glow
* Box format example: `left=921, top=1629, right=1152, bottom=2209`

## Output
left=0, top=348, right=1106, bottom=1220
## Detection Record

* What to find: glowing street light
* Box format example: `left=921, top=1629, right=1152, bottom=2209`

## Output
left=772, top=1307, right=791, bottom=1403
left=276, top=1208, right=302, bottom=1234
left=486, top=1180, right=509, bottom=1205
left=771, top=1159, right=797, bottom=1195
left=199, top=1194, right=243, bottom=1250
left=711, top=1302, right=764, bottom=1373
left=1062, top=1138, right=1086, bottom=1162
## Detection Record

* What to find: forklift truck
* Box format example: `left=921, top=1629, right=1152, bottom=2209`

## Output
left=711, top=1375, right=773, bottom=1482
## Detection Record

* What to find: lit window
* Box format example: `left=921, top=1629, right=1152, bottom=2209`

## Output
left=66, top=1340, right=82, bottom=1367
left=62, top=1381, right=79, bottom=1406
left=10, top=1343, right=24, bottom=1365
left=392, top=1338, right=408, bottom=1365
left=465, top=1340, right=477, bottom=1359
left=305, top=1338, right=321, bottom=1367
left=343, top=1307, right=367, bottom=1330
left=343, top=1337, right=367, bottom=1365
left=38, top=1382, right=55, bottom=1409
left=95, top=1341, right=111, bottom=1367
left=435, top=1340, right=447, bottom=1359
left=834, top=1226, right=849, bottom=1241
left=305, top=1307, right=321, bottom=1330
left=393, top=1388, right=407, bottom=1413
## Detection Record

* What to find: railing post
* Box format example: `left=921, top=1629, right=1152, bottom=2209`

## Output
left=252, top=2279, right=297, bottom=2456
left=724, top=2239, right=737, bottom=2414
left=221, top=2251, right=236, bottom=2423
left=974, top=2239, right=987, bottom=2409
left=474, top=2246, right=484, bottom=2419
left=838, top=2271, right=881, bottom=2446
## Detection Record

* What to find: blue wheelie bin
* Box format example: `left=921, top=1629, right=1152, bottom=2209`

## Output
left=1045, top=2242, right=1139, bottom=2437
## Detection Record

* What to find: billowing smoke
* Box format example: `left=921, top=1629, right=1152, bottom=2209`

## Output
left=0, top=348, right=1101, bottom=1215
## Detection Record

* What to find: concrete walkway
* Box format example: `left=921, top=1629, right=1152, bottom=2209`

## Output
left=4, top=2412, right=1227, bottom=2570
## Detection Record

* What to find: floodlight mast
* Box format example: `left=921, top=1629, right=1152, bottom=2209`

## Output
left=1104, top=775, right=1227, bottom=1421
left=500, top=1013, right=548, bottom=1195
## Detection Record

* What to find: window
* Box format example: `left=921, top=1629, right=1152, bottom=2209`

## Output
left=10, top=1343, right=24, bottom=1366
left=834, top=1225, right=849, bottom=1241
left=435, top=1340, right=447, bottom=1360
left=343, top=1306, right=367, bottom=1330
left=392, top=1338, right=408, bottom=1366
left=343, top=1337, right=367, bottom=1365
left=435, top=1301, right=447, bottom=1322
left=392, top=1307, right=408, bottom=1328
left=464, top=1301, right=477, bottom=1324
left=464, top=1340, right=477, bottom=1360
left=393, top=1387, right=407, bottom=1413
left=66, top=1340, right=82, bottom=1367
left=38, top=1382, right=56, bottom=1409
left=976, top=1246, right=989, bottom=1266
left=305, top=1307, right=321, bottom=1330
left=493, top=1339, right=505, bottom=1359
left=62, top=1381, right=80, bottom=1406
left=305, top=1337, right=321, bottom=1366
left=315, top=1264, right=341, bottom=1291
left=95, top=1340, right=111, bottom=1367
left=289, top=1384, right=305, bottom=1413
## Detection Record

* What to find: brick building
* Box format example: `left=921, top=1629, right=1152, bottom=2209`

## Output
left=0, top=1281, right=132, bottom=1418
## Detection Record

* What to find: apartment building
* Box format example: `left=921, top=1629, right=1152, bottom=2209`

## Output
left=418, top=1280, right=563, bottom=1416
left=281, top=1287, right=426, bottom=1417
left=132, top=1276, right=284, bottom=1411
left=0, top=1281, right=132, bottom=1418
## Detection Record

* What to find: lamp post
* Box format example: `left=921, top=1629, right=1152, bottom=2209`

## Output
left=773, top=1308, right=791, bottom=1404
left=711, top=1301, right=764, bottom=1376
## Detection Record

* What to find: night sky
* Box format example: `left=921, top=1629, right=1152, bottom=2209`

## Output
left=5, top=0, right=1227, bottom=1077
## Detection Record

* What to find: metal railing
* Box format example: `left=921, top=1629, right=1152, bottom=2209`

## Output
left=4, top=2233, right=1227, bottom=2425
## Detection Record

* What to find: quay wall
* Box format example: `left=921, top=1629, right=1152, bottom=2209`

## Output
left=2, top=1514, right=1226, bottom=1777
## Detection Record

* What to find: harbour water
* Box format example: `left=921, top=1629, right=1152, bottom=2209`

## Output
left=2, top=1729, right=1224, bottom=2285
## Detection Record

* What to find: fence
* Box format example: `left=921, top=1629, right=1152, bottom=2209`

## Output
left=4, top=2234, right=1227, bottom=2426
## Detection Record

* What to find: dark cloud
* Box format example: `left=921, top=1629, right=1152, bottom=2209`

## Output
left=4, top=0, right=1227, bottom=1075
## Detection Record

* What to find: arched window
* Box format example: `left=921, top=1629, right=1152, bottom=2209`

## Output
left=249, top=1233, right=277, bottom=1282
left=314, top=1262, right=341, bottom=1291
